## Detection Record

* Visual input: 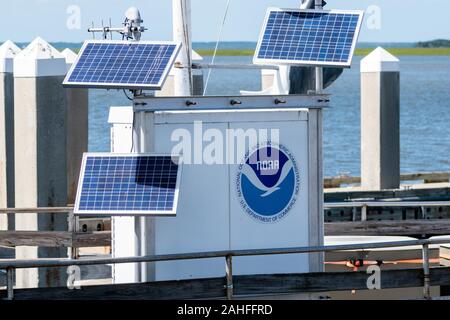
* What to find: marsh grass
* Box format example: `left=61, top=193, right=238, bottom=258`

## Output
left=195, top=47, right=450, bottom=57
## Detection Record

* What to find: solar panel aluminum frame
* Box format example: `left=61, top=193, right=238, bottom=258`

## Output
left=74, top=153, right=182, bottom=216
left=63, top=40, right=182, bottom=90
left=254, top=8, right=364, bottom=68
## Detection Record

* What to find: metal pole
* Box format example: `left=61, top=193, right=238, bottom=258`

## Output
left=421, top=206, right=426, bottom=219
left=226, top=255, right=233, bottom=300
left=68, top=211, right=78, bottom=259
left=173, top=0, right=193, bottom=96
left=361, top=205, right=368, bottom=221
left=1, top=238, right=449, bottom=270
left=192, top=63, right=279, bottom=71
left=132, top=110, right=155, bottom=283
left=315, top=0, right=323, bottom=93
left=133, top=111, right=146, bottom=282
left=422, top=244, right=431, bottom=299
left=6, top=267, right=14, bottom=300
left=139, top=215, right=147, bottom=281
left=351, top=207, right=357, bottom=221
left=420, top=206, right=427, bottom=238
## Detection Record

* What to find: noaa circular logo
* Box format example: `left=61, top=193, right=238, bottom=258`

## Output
left=236, top=144, right=300, bottom=223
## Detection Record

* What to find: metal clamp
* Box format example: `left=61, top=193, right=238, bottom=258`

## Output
left=185, top=100, right=197, bottom=107
left=274, top=98, right=287, bottom=105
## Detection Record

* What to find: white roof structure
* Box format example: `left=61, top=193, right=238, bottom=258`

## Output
left=191, top=49, right=203, bottom=61
left=360, top=47, right=400, bottom=73
left=61, top=48, right=78, bottom=71
left=0, top=40, right=21, bottom=73
left=14, top=37, right=67, bottom=77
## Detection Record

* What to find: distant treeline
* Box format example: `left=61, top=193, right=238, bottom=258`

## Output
left=4, top=40, right=450, bottom=56
left=195, top=48, right=450, bottom=57
left=417, top=39, right=450, bottom=48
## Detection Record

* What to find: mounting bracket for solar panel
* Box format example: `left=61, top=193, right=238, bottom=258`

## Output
left=133, top=94, right=330, bottom=112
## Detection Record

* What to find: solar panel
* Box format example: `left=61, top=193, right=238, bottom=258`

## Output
left=63, top=40, right=181, bottom=90
left=74, top=154, right=181, bottom=215
left=254, top=8, right=364, bottom=67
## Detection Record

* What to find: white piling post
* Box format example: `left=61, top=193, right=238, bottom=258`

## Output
left=360, top=47, right=400, bottom=190
left=172, top=0, right=193, bottom=96
left=61, top=48, right=88, bottom=205
left=0, top=41, right=20, bottom=231
left=13, top=37, right=68, bottom=288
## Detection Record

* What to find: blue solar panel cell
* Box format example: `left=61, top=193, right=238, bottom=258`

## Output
left=254, top=9, right=363, bottom=67
left=74, top=154, right=181, bottom=215
left=63, top=41, right=181, bottom=90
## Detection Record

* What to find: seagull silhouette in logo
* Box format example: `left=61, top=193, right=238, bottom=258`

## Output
left=241, top=161, right=294, bottom=197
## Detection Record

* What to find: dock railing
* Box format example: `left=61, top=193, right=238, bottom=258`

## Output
left=2, top=201, right=450, bottom=299
left=1, top=237, right=450, bottom=300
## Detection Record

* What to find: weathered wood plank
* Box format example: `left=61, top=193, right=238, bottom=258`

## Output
left=73, top=232, right=111, bottom=247
left=236, top=267, right=450, bottom=294
left=0, top=207, right=72, bottom=214
left=1, top=277, right=227, bottom=300
left=2, top=267, right=450, bottom=300
left=235, top=269, right=421, bottom=295
left=324, top=172, right=450, bottom=188
left=0, top=231, right=111, bottom=247
left=325, top=219, right=450, bottom=236
left=324, top=176, right=360, bottom=188
left=409, top=172, right=450, bottom=179
left=325, top=186, right=450, bottom=203
left=0, top=231, right=72, bottom=247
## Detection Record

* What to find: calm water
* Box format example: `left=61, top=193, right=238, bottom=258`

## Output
left=88, top=55, right=450, bottom=177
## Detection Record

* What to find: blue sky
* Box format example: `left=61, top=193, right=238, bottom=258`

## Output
left=2, top=0, right=449, bottom=43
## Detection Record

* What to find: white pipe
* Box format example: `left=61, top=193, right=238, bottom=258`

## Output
left=314, top=0, right=323, bottom=93
left=173, top=0, right=193, bottom=96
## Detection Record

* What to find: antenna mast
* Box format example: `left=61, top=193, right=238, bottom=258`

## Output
left=314, top=0, right=324, bottom=93
left=173, top=0, right=193, bottom=96
left=88, top=7, right=146, bottom=41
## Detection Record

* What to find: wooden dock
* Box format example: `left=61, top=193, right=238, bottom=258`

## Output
left=1, top=238, right=450, bottom=300
left=2, top=173, right=450, bottom=299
